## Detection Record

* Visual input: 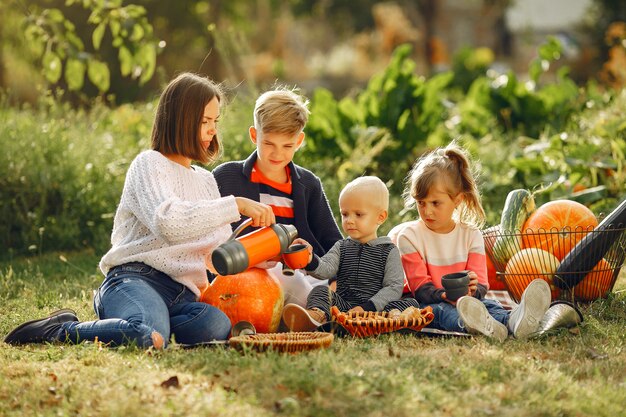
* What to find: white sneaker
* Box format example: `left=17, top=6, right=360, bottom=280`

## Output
left=507, top=279, right=552, bottom=339
left=282, top=304, right=325, bottom=332
left=457, top=296, right=508, bottom=342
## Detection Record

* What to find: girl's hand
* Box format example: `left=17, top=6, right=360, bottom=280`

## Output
left=467, top=270, right=478, bottom=297
left=441, top=292, right=457, bottom=306
left=291, top=238, right=314, bottom=263
left=235, top=197, right=275, bottom=228
left=348, top=306, right=365, bottom=314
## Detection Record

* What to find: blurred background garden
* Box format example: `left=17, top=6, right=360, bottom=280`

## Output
left=1, top=0, right=626, bottom=260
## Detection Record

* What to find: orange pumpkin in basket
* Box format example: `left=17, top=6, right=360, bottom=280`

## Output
left=522, top=200, right=598, bottom=260
left=200, top=268, right=284, bottom=333
left=573, top=259, right=613, bottom=301
left=504, top=248, right=560, bottom=301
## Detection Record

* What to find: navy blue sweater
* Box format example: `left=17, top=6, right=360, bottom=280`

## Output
left=213, top=151, right=343, bottom=257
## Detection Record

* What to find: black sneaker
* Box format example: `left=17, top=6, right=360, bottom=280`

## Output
left=4, top=309, right=78, bottom=345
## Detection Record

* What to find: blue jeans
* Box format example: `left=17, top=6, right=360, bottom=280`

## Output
left=426, top=299, right=510, bottom=333
left=59, top=262, right=231, bottom=348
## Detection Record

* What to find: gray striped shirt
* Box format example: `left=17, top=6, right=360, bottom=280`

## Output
left=307, top=236, right=404, bottom=310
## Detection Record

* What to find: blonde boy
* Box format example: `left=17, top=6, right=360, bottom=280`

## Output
left=282, top=176, right=420, bottom=332
left=213, top=87, right=342, bottom=306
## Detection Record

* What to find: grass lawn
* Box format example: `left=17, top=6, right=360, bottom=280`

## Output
left=1, top=251, right=625, bottom=417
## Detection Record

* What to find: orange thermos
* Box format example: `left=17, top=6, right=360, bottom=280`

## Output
left=211, top=218, right=298, bottom=276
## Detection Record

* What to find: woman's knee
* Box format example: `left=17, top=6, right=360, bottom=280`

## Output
left=171, top=303, right=231, bottom=344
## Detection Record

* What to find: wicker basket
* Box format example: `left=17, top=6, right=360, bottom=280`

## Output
left=228, top=332, right=333, bottom=353
left=483, top=225, right=626, bottom=303
left=330, top=306, right=435, bottom=338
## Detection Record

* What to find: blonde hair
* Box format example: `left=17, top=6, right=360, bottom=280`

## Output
left=403, top=141, right=485, bottom=227
left=253, top=87, right=310, bottom=135
left=340, top=176, right=389, bottom=212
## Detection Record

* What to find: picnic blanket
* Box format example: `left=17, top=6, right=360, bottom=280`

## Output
left=485, top=290, right=518, bottom=310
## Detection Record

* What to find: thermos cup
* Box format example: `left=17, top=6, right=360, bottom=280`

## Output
left=211, top=218, right=298, bottom=276
left=441, top=270, right=470, bottom=301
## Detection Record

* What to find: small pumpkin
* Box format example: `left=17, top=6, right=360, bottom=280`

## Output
left=522, top=199, right=598, bottom=260
left=573, top=259, right=613, bottom=301
left=504, top=248, right=560, bottom=301
left=200, top=267, right=284, bottom=333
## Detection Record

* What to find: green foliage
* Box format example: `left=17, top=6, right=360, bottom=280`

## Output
left=3, top=39, right=626, bottom=256
left=457, top=39, right=581, bottom=139
left=450, top=46, right=495, bottom=93
left=305, top=44, right=452, bottom=191
left=0, top=94, right=152, bottom=258
left=303, top=40, right=620, bottom=228
left=21, top=0, right=159, bottom=99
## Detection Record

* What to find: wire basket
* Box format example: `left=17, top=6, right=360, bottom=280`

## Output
left=483, top=224, right=626, bottom=303
left=228, top=332, right=333, bottom=353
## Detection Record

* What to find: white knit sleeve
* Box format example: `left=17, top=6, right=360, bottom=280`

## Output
left=124, top=151, right=240, bottom=244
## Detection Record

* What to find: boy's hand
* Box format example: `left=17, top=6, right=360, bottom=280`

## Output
left=235, top=197, right=275, bottom=228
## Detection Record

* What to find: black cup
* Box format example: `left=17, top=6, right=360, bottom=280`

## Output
left=441, top=271, right=470, bottom=301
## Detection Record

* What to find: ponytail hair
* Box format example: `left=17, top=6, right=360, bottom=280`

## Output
left=403, top=140, right=485, bottom=228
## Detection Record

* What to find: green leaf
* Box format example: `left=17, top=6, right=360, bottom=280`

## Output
left=130, top=24, right=145, bottom=42
left=109, top=20, right=121, bottom=37
left=66, top=31, right=85, bottom=50
left=92, top=23, right=106, bottom=50
left=65, top=58, right=85, bottom=91
left=137, top=44, right=156, bottom=85
left=42, top=51, right=62, bottom=83
left=87, top=59, right=110, bottom=92
left=44, top=8, right=65, bottom=23
left=118, top=46, right=132, bottom=76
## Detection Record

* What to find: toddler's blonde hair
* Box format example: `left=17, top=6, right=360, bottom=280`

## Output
left=340, top=176, right=389, bottom=212
left=254, top=87, right=310, bottom=136
left=403, top=141, right=485, bottom=228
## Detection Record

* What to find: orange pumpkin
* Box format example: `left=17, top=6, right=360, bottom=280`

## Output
left=573, top=259, right=613, bottom=301
left=504, top=248, right=560, bottom=301
left=200, top=268, right=284, bottom=333
left=483, top=225, right=506, bottom=290
left=522, top=200, right=598, bottom=260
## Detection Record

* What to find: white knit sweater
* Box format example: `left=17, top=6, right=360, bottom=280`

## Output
left=99, top=150, right=240, bottom=297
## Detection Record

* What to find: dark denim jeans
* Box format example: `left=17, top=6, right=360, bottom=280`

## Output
left=425, top=299, right=510, bottom=333
left=59, top=262, right=231, bottom=348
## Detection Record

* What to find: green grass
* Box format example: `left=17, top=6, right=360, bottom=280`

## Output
left=1, top=251, right=625, bottom=417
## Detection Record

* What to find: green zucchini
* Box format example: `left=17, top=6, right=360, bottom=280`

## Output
left=492, top=189, right=536, bottom=264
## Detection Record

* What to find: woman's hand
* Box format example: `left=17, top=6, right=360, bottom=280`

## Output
left=235, top=197, right=275, bottom=228
left=348, top=306, right=365, bottom=314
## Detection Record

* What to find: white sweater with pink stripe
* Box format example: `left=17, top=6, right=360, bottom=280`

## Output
left=395, top=220, right=488, bottom=303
